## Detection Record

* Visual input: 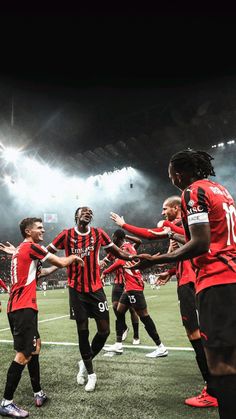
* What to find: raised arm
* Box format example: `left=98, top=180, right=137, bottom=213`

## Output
left=110, top=212, right=167, bottom=240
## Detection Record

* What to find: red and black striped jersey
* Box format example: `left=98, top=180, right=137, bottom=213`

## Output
left=103, top=241, right=144, bottom=291
left=8, top=241, right=49, bottom=313
left=181, top=179, right=236, bottom=293
left=50, top=226, right=113, bottom=292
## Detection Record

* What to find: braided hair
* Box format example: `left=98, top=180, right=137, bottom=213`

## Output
left=170, top=149, right=215, bottom=179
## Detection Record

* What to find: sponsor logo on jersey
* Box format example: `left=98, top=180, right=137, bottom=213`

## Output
left=187, top=205, right=204, bottom=215
left=71, top=245, right=94, bottom=257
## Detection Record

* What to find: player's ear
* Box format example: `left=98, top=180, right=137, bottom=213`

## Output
left=25, top=227, right=31, bottom=236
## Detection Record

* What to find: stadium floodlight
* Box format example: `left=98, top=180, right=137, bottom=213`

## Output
left=217, top=143, right=224, bottom=148
left=211, top=145, right=217, bottom=148
left=227, top=140, right=235, bottom=145
left=1, top=147, right=21, bottom=163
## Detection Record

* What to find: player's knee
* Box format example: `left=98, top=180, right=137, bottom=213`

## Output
left=15, top=352, right=32, bottom=365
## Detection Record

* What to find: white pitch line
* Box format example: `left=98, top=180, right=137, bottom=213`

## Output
left=0, top=314, right=70, bottom=332
left=39, top=315, right=69, bottom=324
left=0, top=295, right=158, bottom=333
left=0, top=339, right=193, bottom=351
left=0, top=293, right=160, bottom=334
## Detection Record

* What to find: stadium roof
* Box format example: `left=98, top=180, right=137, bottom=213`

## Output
left=0, top=13, right=235, bottom=178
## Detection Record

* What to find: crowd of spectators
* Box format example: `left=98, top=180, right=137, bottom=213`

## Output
left=0, top=233, right=174, bottom=291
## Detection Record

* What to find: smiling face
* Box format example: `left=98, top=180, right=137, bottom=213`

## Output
left=25, top=221, right=45, bottom=243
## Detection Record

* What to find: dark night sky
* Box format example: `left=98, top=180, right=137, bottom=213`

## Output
left=0, top=12, right=235, bottom=160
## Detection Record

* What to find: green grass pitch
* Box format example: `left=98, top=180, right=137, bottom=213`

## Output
left=0, top=282, right=218, bottom=418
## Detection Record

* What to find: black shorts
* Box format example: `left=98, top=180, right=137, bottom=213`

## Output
left=177, top=282, right=199, bottom=333
left=119, top=290, right=147, bottom=311
left=8, top=308, right=39, bottom=357
left=69, top=287, right=109, bottom=323
left=197, top=283, right=236, bottom=348
left=112, top=283, right=124, bottom=303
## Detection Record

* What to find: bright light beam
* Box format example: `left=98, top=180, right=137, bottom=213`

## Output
left=1, top=147, right=21, bottom=163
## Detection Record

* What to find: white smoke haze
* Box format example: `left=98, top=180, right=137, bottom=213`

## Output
left=211, top=148, right=236, bottom=200
left=0, top=152, right=174, bottom=243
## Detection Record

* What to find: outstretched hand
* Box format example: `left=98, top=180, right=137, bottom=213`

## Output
left=0, top=241, right=16, bottom=255
left=155, top=271, right=171, bottom=286
left=110, top=212, right=125, bottom=227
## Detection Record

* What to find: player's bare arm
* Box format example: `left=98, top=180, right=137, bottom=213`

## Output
left=39, top=265, right=59, bottom=278
left=47, top=253, right=84, bottom=268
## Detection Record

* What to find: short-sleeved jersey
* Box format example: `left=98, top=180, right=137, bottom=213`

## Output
left=8, top=241, right=49, bottom=313
left=50, top=226, right=113, bottom=292
left=181, top=179, right=236, bottom=293
left=103, top=241, right=144, bottom=291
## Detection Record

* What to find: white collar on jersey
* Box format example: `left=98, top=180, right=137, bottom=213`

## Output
left=74, top=226, right=91, bottom=236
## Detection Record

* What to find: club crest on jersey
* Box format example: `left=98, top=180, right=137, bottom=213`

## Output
left=188, top=199, right=195, bottom=207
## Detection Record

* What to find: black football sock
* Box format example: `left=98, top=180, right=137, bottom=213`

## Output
left=211, top=375, right=236, bottom=419
left=189, top=338, right=210, bottom=382
left=78, top=329, right=93, bottom=374
left=4, top=361, right=25, bottom=401
left=114, top=307, right=126, bottom=340
left=91, top=331, right=110, bottom=358
left=140, top=315, right=161, bottom=346
left=132, top=322, right=139, bottom=339
left=189, top=338, right=217, bottom=397
left=116, top=312, right=126, bottom=343
left=27, top=354, right=41, bottom=393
